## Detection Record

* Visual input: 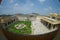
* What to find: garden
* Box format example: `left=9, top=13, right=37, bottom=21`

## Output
left=8, top=21, right=32, bottom=34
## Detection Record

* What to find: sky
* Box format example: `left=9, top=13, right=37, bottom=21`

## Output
left=0, top=0, right=60, bottom=15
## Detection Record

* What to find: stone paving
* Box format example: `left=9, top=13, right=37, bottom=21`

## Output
left=31, top=19, right=57, bottom=35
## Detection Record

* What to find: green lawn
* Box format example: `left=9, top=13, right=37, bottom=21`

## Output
left=9, top=21, right=32, bottom=34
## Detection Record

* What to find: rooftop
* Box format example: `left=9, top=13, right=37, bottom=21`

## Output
left=42, top=17, right=60, bottom=24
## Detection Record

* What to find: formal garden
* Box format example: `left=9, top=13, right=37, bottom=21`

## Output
left=8, top=21, right=32, bottom=34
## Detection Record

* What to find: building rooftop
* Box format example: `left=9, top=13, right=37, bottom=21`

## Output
left=42, top=17, right=60, bottom=25
left=49, top=13, right=60, bottom=18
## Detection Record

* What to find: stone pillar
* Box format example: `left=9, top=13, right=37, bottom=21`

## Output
left=51, top=24, right=53, bottom=29
left=47, top=23, right=49, bottom=28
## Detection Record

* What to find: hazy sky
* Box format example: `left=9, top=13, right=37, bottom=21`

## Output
left=0, top=0, right=60, bottom=15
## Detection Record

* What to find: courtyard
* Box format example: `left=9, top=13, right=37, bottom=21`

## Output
left=31, top=18, right=57, bottom=35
